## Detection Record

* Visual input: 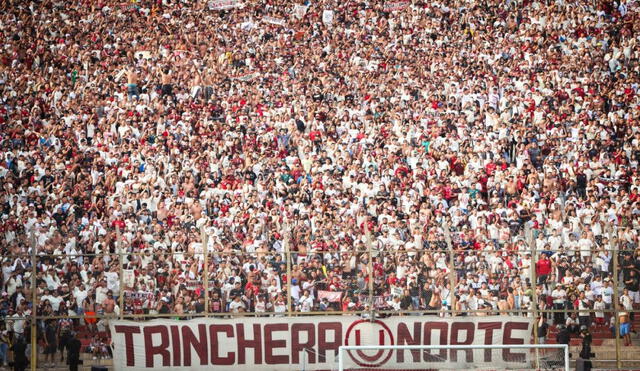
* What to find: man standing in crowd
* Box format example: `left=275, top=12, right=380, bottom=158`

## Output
left=66, top=332, right=82, bottom=371
left=10, top=337, right=26, bottom=371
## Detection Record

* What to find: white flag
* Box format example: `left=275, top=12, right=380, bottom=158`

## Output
left=322, top=10, right=334, bottom=25
left=293, top=4, right=308, bottom=19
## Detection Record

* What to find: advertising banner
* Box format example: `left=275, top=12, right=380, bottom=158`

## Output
left=111, top=315, right=533, bottom=371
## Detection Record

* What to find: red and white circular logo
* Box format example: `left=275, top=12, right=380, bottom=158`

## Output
left=344, top=319, right=395, bottom=368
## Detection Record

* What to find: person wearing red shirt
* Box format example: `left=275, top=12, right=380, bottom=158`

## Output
left=536, top=254, right=552, bottom=284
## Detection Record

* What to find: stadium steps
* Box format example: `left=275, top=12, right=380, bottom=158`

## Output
left=34, top=355, right=113, bottom=370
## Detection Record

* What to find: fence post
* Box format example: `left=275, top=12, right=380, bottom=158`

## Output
left=608, top=220, right=621, bottom=369
left=117, top=227, right=124, bottom=320
left=284, top=221, right=292, bottom=315
left=613, top=248, right=621, bottom=369
left=525, top=224, right=539, bottom=368
left=201, top=226, right=209, bottom=317
left=365, top=216, right=374, bottom=319
left=30, top=230, right=37, bottom=371
left=443, top=222, right=455, bottom=317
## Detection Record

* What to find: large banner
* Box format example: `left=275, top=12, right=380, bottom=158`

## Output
left=110, top=316, right=533, bottom=371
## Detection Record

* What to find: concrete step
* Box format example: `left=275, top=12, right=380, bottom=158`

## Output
left=33, top=367, right=112, bottom=371
left=34, top=358, right=113, bottom=370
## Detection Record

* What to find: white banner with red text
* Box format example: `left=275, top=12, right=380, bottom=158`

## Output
left=110, top=316, right=534, bottom=371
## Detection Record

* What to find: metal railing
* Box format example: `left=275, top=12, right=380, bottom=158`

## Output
left=6, top=224, right=637, bottom=370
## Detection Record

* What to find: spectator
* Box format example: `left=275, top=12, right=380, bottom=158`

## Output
left=10, top=336, right=27, bottom=371
left=556, top=324, right=570, bottom=346
left=43, top=319, right=58, bottom=367
left=536, top=254, right=552, bottom=285
left=552, top=285, right=568, bottom=325
left=0, top=0, right=637, bottom=358
left=619, top=303, right=632, bottom=347
left=537, top=316, right=548, bottom=344
left=577, top=292, right=592, bottom=328
left=87, top=335, right=109, bottom=360
left=0, top=325, right=8, bottom=367
left=66, top=332, right=82, bottom=371
left=566, top=313, right=580, bottom=335
left=593, top=296, right=606, bottom=327
left=229, top=296, right=246, bottom=313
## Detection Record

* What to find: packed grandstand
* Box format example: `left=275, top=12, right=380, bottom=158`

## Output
left=0, top=0, right=639, bottom=369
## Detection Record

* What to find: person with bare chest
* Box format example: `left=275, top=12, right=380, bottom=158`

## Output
left=127, top=67, right=139, bottom=100
left=160, top=67, right=173, bottom=97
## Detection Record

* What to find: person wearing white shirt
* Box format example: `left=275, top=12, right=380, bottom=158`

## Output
left=577, top=292, right=591, bottom=328
left=551, top=285, right=567, bottom=324
left=578, top=232, right=593, bottom=261
left=601, top=280, right=613, bottom=308
left=594, top=296, right=606, bottom=326
left=11, top=310, right=26, bottom=341
left=43, top=270, right=61, bottom=291
left=291, top=279, right=301, bottom=302
left=298, top=291, right=314, bottom=312
left=387, top=296, right=402, bottom=311
left=47, top=291, right=64, bottom=312
left=273, top=296, right=287, bottom=315
left=254, top=296, right=271, bottom=313
left=229, top=296, right=246, bottom=313
left=591, top=276, right=603, bottom=297
left=620, top=288, right=633, bottom=311
left=74, top=285, right=89, bottom=310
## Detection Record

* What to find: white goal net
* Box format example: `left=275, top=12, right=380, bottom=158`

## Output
left=336, top=344, right=569, bottom=371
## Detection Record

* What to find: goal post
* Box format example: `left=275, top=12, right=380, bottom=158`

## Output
left=337, top=344, right=569, bottom=371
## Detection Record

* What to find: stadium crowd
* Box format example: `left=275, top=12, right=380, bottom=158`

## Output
left=1, top=0, right=640, bottom=360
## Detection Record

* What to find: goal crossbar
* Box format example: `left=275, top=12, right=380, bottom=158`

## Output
left=337, top=344, right=569, bottom=371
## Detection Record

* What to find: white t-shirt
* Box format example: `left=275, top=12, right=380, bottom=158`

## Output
left=95, top=286, right=109, bottom=305
left=229, top=300, right=246, bottom=313
left=12, top=313, right=25, bottom=334
left=594, top=301, right=606, bottom=318
left=578, top=238, right=593, bottom=257
left=299, top=296, right=313, bottom=312
left=48, top=295, right=64, bottom=311
left=74, top=288, right=88, bottom=305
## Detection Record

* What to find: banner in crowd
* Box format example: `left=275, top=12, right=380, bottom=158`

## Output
left=384, top=1, right=410, bottom=11
left=110, top=316, right=533, bottom=371
left=233, top=72, right=260, bottom=81
left=185, top=280, right=217, bottom=290
left=208, top=0, right=242, bottom=10
left=263, top=16, right=286, bottom=26
left=124, top=291, right=154, bottom=300
left=317, top=290, right=342, bottom=302
left=293, top=4, right=308, bottom=19
left=123, top=269, right=136, bottom=287
left=322, top=10, right=334, bottom=25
